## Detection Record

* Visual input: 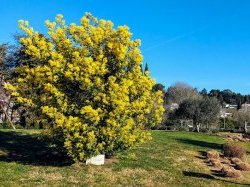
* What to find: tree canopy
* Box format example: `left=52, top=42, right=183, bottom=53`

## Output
left=5, top=13, right=164, bottom=161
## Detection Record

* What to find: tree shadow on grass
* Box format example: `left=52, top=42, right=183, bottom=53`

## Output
left=175, top=138, right=222, bottom=150
left=0, top=131, right=73, bottom=167
left=183, top=171, right=250, bottom=186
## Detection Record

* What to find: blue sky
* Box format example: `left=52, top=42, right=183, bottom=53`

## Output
left=1, top=0, right=250, bottom=94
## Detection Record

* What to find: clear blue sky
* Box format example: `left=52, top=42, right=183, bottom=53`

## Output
left=1, top=0, right=250, bottom=94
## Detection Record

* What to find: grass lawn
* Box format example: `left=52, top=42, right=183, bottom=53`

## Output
left=0, top=129, right=250, bottom=186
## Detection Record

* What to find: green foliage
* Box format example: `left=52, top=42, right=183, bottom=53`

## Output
left=219, top=118, right=236, bottom=131
left=207, top=89, right=250, bottom=108
left=174, top=97, right=220, bottom=131
left=152, top=83, right=165, bottom=93
left=144, top=62, right=149, bottom=74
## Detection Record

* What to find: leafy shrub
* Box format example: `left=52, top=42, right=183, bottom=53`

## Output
left=223, top=142, right=246, bottom=159
left=5, top=13, right=164, bottom=161
left=0, top=122, right=11, bottom=129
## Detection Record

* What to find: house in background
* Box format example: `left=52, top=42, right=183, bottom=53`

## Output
left=225, top=104, right=237, bottom=109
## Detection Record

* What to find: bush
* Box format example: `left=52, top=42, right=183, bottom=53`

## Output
left=5, top=13, right=164, bottom=161
left=221, top=166, right=242, bottom=178
left=223, top=142, right=246, bottom=159
left=210, top=158, right=222, bottom=168
left=0, top=122, right=11, bottom=129
left=235, top=162, right=250, bottom=171
left=207, top=150, right=220, bottom=160
left=231, top=157, right=242, bottom=164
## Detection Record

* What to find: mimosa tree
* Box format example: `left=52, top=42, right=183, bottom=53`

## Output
left=5, top=13, right=164, bottom=161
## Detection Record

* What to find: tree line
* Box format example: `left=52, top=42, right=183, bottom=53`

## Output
left=153, top=82, right=250, bottom=133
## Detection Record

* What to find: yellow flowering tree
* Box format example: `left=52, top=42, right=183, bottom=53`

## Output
left=5, top=13, right=164, bottom=161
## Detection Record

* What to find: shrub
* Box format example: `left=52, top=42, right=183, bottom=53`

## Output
left=5, top=13, right=165, bottom=161
left=221, top=158, right=231, bottom=165
left=231, top=158, right=242, bottom=164
left=221, top=166, right=242, bottom=178
left=210, top=159, right=222, bottom=168
left=223, top=142, right=246, bottom=159
left=235, top=162, right=250, bottom=171
left=0, top=122, right=12, bottom=129
left=207, top=150, right=220, bottom=160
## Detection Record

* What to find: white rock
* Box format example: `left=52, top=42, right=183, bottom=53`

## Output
left=86, top=154, right=105, bottom=165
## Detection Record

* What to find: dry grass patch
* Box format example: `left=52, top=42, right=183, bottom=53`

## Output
left=221, top=166, right=242, bottom=178
left=207, top=150, right=220, bottom=160
left=85, top=166, right=170, bottom=186
left=235, top=162, right=250, bottom=171
left=223, top=142, right=246, bottom=159
left=28, top=170, right=63, bottom=181
left=217, top=132, right=249, bottom=142
left=231, top=157, right=242, bottom=164
left=210, top=158, right=222, bottom=169
left=220, top=157, right=231, bottom=165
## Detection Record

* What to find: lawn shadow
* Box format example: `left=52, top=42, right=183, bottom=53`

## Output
left=183, top=171, right=250, bottom=186
left=183, top=171, right=215, bottom=179
left=195, top=150, right=208, bottom=160
left=0, top=131, right=73, bottom=167
left=175, top=138, right=222, bottom=150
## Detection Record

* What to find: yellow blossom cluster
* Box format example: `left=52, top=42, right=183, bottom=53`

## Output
left=5, top=13, right=164, bottom=161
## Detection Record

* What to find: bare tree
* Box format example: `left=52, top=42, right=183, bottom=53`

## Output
left=165, top=82, right=201, bottom=104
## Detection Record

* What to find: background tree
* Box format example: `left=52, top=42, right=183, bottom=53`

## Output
left=144, top=62, right=149, bottom=74
left=174, top=97, right=220, bottom=132
left=152, top=83, right=165, bottom=93
left=0, top=44, right=21, bottom=128
left=165, top=82, right=201, bottom=104
left=5, top=13, right=164, bottom=161
left=233, top=110, right=250, bottom=133
left=200, top=88, right=207, bottom=96
left=199, top=96, right=221, bottom=128
left=205, top=89, right=249, bottom=108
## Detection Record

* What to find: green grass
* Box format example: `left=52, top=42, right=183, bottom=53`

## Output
left=0, top=129, right=249, bottom=186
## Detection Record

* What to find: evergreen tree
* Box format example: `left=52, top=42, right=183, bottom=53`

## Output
left=200, top=88, right=207, bottom=96
left=144, top=62, right=149, bottom=74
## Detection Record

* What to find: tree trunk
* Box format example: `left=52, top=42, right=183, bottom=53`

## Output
left=244, top=121, right=248, bottom=133
left=193, top=123, right=200, bottom=132
left=197, top=123, right=200, bottom=133
left=0, top=105, right=15, bottom=130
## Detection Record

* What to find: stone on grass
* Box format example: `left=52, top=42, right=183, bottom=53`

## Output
left=86, top=155, right=105, bottom=165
